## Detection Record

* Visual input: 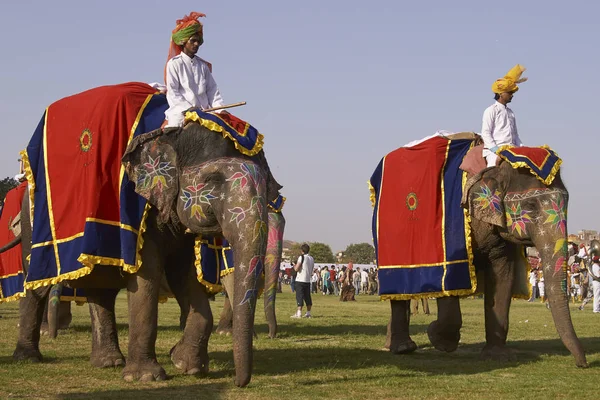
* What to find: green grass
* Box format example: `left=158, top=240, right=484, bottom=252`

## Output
left=0, top=288, right=598, bottom=399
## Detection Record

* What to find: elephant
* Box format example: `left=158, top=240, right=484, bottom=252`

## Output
left=119, top=121, right=285, bottom=386
left=13, top=148, right=283, bottom=389
left=385, top=160, right=588, bottom=367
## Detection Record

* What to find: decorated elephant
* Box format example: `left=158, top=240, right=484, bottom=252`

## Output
left=370, top=134, right=587, bottom=367
left=15, top=83, right=284, bottom=387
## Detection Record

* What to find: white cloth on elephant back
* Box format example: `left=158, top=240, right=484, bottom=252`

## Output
left=165, top=53, right=225, bottom=127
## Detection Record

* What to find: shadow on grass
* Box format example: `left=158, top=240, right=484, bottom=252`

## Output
left=58, top=382, right=228, bottom=400
left=206, top=336, right=600, bottom=378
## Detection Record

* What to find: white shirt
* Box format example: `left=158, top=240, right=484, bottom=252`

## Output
left=529, top=271, right=538, bottom=285
left=165, top=53, right=225, bottom=127
left=295, top=254, right=314, bottom=283
left=578, top=248, right=587, bottom=259
left=591, top=263, right=600, bottom=280
left=481, top=101, right=522, bottom=153
left=360, top=270, right=369, bottom=283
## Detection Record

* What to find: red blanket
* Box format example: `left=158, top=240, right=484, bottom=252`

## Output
left=0, top=182, right=27, bottom=301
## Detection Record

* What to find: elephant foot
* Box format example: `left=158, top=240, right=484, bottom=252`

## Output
left=480, top=345, right=516, bottom=362
left=90, top=350, right=126, bottom=368
left=39, top=323, right=49, bottom=336
left=216, top=320, right=233, bottom=336
left=389, top=338, right=418, bottom=355
left=122, top=360, right=167, bottom=382
left=13, top=344, right=43, bottom=363
left=170, top=341, right=209, bottom=376
left=427, top=320, right=460, bottom=353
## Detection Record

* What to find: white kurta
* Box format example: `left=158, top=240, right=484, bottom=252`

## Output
left=481, top=101, right=522, bottom=167
left=591, top=263, right=600, bottom=313
left=165, top=53, right=225, bottom=127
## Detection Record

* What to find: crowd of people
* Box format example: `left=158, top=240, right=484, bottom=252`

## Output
left=527, top=242, right=600, bottom=313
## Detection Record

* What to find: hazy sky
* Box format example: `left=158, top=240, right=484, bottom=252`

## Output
left=1, top=1, right=598, bottom=252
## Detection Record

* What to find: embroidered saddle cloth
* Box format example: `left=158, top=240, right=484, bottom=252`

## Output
left=0, top=182, right=27, bottom=302
left=369, top=136, right=477, bottom=300
left=497, top=145, right=562, bottom=185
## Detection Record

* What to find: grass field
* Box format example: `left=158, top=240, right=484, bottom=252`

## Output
left=0, top=287, right=598, bottom=399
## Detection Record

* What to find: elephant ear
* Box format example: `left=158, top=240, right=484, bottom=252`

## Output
left=466, top=174, right=506, bottom=228
left=122, top=130, right=179, bottom=223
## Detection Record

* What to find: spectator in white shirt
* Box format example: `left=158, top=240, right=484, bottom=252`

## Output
left=481, top=64, right=527, bottom=167
left=164, top=12, right=225, bottom=127
left=590, top=256, right=600, bottom=313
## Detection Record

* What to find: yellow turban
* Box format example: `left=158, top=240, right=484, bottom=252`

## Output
left=491, top=64, right=528, bottom=94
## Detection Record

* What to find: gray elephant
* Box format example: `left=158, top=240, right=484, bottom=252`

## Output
left=15, top=127, right=283, bottom=389
left=374, top=140, right=587, bottom=367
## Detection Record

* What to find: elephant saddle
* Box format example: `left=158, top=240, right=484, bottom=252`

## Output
left=369, top=135, right=477, bottom=300
left=0, top=182, right=27, bottom=302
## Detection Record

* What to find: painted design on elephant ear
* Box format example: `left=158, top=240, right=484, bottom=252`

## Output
left=474, top=183, right=502, bottom=212
left=228, top=207, right=246, bottom=227
left=553, top=238, right=567, bottom=276
left=505, top=203, right=532, bottom=236
left=239, top=289, right=258, bottom=306
left=543, top=197, right=567, bottom=235
left=137, top=155, right=175, bottom=190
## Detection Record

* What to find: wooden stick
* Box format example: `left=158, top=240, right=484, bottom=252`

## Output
left=202, top=101, right=246, bottom=113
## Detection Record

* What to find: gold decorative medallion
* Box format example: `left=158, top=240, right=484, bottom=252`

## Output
left=406, top=192, right=418, bottom=211
left=80, top=129, right=92, bottom=152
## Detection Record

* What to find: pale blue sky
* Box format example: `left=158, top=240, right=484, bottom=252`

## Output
left=1, top=1, right=598, bottom=251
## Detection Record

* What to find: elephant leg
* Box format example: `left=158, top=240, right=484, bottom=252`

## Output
left=216, top=274, right=234, bottom=336
left=385, top=300, right=417, bottom=354
left=170, top=256, right=213, bottom=376
left=122, top=228, right=166, bottom=382
left=58, top=301, right=73, bottom=330
left=87, top=288, right=125, bottom=368
left=264, top=212, right=285, bottom=339
left=13, top=286, right=50, bottom=362
left=481, top=247, right=516, bottom=361
left=428, top=296, right=462, bottom=352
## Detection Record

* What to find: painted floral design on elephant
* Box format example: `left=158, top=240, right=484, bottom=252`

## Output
left=474, top=182, right=502, bottom=213
left=136, top=155, right=175, bottom=190
left=505, top=203, right=532, bottom=236
left=180, top=181, right=217, bottom=220
left=543, top=195, right=567, bottom=235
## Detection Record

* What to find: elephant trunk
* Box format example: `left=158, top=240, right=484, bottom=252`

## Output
left=0, top=234, right=21, bottom=253
left=536, top=234, right=587, bottom=367
left=263, top=213, right=285, bottom=339
left=47, top=284, right=63, bottom=339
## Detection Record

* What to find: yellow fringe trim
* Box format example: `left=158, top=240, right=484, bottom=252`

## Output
left=128, top=203, right=151, bottom=274
left=23, top=265, right=94, bottom=291
left=0, top=291, right=26, bottom=303
left=220, top=267, right=235, bottom=279
left=497, top=144, right=562, bottom=186
left=368, top=181, right=376, bottom=208
left=184, top=111, right=265, bottom=157
left=22, top=203, right=151, bottom=290
left=194, top=236, right=223, bottom=294
left=19, top=149, right=36, bottom=227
